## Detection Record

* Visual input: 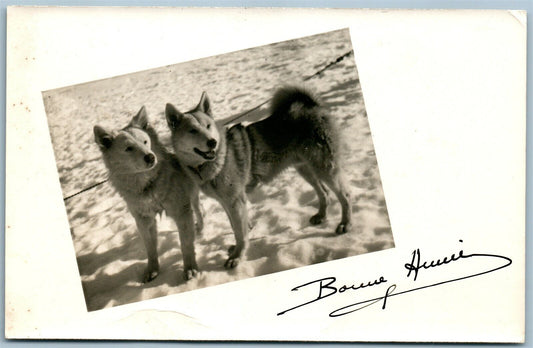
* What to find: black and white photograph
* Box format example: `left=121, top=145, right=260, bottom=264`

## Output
left=42, top=29, right=394, bottom=311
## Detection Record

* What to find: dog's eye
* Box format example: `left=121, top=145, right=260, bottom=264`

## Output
left=125, top=146, right=133, bottom=152
left=207, top=124, right=211, bottom=129
left=189, top=129, right=198, bottom=134
left=143, top=140, right=147, bottom=145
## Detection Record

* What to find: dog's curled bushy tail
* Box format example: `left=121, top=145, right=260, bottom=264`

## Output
left=267, top=86, right=340, bottom=156
left=269, top=86, right=320, bottom=120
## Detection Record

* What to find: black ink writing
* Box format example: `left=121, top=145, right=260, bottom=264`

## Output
left=277, top=276, right=387, bottom=316
left=278, top=241, right=512, bottom=318
left=405, top=240, right=465, bottom=281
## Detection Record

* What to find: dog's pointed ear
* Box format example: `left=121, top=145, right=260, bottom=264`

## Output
left=130, top=106, right=149, bottom=129
left=165, top=103, right=184, bottom=130
left=196, top=91, right=212, bottom=117
left=94, top=125, right=114, bottom=149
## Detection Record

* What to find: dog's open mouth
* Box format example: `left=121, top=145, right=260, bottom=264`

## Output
left=194, top=148, right=216, bottom=160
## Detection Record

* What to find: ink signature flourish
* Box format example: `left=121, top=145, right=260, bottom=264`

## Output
left=277, top=240, right=512, bottom=317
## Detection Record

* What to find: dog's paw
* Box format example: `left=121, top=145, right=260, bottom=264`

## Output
left=183, top=267, right=199, bottom=281
left=224, top=256, right=240, bottom=269
left=309, top=213, right=326, bottom=225
left=225, top=245, right=244, bottom=268
left=143, top=269, right=159, bottom=283
left=335, top=223, right=351, bottom=235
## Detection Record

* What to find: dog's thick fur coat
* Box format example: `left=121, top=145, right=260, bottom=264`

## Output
left=165, top=86, right=352, bottom=270
left=94, top=107, right=203, bottom=282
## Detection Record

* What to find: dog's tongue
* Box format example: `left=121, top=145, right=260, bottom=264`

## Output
left=205, top=151, right=215, bottom=159
left=195, top=148, right=216, bottom=160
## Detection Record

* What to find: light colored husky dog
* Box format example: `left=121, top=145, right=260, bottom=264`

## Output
left=94, top=107, right=203, bottom=282
left=165, top=86, right=352, bottom=269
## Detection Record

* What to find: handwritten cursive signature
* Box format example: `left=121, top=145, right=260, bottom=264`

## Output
left=278, top=240, right=512, bottom=317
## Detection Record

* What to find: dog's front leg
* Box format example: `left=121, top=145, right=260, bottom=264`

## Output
left=133, top=214, right=159, bottom=283
left=192, top=193, right=204, bottom=236
left=220, top=194, right=249, bottom=269
left=174, top=204, right=199, bottom=280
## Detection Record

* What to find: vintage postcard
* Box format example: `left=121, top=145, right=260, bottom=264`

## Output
left=5, top=7, right=525, bottom=342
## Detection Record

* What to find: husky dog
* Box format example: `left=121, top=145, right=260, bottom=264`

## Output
left=94, top=107, right=203, bottom=282
left=165, top=86, right=352, bottom=269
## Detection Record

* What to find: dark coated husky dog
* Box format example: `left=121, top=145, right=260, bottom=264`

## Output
left=165, top=86, right=352, bottom=270
left=94, top=107, right=204, bottom=282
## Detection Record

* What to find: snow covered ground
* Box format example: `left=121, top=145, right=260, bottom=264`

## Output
left=43, top=29, right=394, bottom=311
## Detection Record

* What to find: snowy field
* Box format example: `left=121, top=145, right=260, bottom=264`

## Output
left=43, top=29, right=394, bottom=311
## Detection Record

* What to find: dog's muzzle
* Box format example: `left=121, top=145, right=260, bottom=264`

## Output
left=144, top=153, right=156, bottom=167
left=207, top=138, right=217, bottom=149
